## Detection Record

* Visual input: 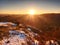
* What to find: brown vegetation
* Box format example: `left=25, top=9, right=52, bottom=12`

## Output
left=0, top=13, right=60, bottom=40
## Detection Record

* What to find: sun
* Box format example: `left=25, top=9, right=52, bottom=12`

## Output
left=28, top=10, right=35, bottom=15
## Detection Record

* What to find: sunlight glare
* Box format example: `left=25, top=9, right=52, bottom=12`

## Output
left=28, top=10, right=35, bottom=15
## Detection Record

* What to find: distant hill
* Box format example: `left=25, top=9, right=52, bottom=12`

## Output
left=0, top=13, right=60, bottom=28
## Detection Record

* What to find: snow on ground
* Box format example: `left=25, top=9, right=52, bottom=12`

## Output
left=1, top=30, right=28, bottom=45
